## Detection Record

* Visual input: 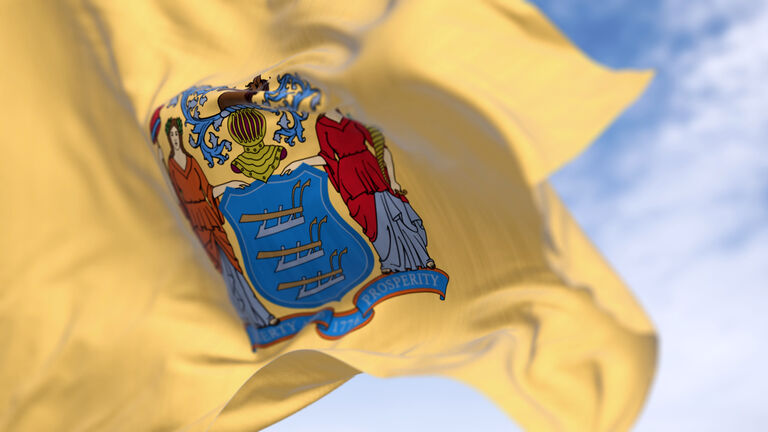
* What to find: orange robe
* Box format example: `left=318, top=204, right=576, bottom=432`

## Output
left=168, top=154, right=241, bottom=273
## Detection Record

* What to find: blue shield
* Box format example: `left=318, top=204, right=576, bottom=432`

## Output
left=220, top=164, right=375, bottom=308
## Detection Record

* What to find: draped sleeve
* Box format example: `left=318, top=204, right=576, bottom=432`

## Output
left=191, top=156, right=226, bottom=225
left=168, top=165, right=192, bottom=221
left=316, top=120, right=340, bottom=192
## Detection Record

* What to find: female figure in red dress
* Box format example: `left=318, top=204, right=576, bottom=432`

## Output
left=163, top=117, right=277, bottom=328
left=282, top=110, right=435, bottom=273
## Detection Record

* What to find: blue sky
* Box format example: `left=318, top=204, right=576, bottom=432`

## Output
left=267, top=1, right=768, bottom=430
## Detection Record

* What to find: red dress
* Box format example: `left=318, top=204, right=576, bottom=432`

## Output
left=168, top=154, right=242, bottom=273
left=316, top=115, right=407, bottom=242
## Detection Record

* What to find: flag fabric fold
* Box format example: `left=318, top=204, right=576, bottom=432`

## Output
left=0, top=1, right=656, bottom=431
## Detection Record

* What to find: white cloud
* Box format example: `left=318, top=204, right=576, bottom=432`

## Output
left=553, top=1, right=768, bottom=430
left=660, top=0, right=758, bottom=34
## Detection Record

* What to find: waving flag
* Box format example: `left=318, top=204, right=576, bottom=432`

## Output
left=0, top=1, right=656, bottom=431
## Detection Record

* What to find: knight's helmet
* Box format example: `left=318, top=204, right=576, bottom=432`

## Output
left=227, top=108, right=285, bottom=183
left=227, top=108, right=267, bottom=147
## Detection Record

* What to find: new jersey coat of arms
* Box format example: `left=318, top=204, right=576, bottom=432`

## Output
left=149, top=73, right=448, bottom=349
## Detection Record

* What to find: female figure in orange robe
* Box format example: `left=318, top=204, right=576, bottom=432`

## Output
left=163, top=117, right=277, bottom=328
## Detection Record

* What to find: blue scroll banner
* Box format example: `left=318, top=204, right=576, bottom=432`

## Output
left=246, top=269, right=449, bottom=349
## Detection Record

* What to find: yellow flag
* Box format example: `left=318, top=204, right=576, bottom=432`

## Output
left=0, top=1, right=656, bottom=431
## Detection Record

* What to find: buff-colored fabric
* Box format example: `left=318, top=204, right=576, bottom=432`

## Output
left=0, top=1, right=656, bottom=431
